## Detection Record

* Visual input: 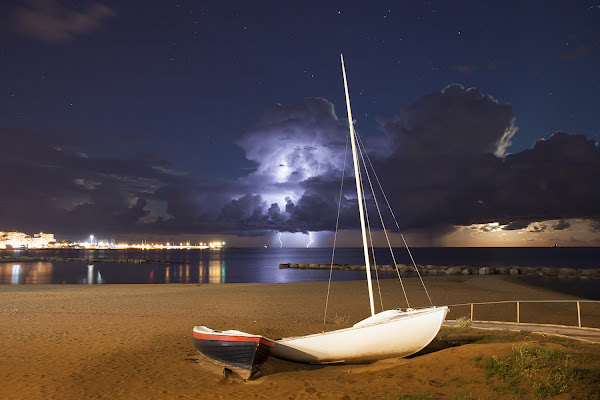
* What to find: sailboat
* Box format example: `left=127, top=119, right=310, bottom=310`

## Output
left=270, top=54, right=448, bottom=364
left=193, top=54, right=448, bottom=372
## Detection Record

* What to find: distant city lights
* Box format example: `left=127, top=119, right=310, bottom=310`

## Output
left=0, top=231, right=55, bottom=249
left=0, top=230, right=226, bottom=250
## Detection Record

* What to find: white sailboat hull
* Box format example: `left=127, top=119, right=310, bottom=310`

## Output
left=272, top=306, right=448, bottom=364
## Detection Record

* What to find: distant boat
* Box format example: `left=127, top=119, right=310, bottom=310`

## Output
left=192, top=326, right=274, bottom=379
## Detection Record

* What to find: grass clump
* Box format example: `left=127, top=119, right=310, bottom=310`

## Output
left=395, top=390, right=484, bottom=400
left=437, top=326, right=471, bottom=340
left=332, top=314, right=350, bottom=325
left=456, top=316, right=472, bottom=327
left=538, top=335, right=584, bottom=349
left=482, top=344, right=599, bottom=398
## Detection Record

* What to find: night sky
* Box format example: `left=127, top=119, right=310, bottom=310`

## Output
left=1, top=0, right=599, bottom=247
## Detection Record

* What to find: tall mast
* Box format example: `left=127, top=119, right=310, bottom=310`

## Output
left=341, top=54, right=375, bottom=316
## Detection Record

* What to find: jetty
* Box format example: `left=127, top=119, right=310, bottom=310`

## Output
left=0, top=255, right=173, bottom=264
left=278, top=263, right=600, bottom=278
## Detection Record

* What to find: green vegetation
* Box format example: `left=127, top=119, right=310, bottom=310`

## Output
left=436, top=326, right=534, bottom=346
left=401, top=327, right=600, bottom=399
left=538, top=335, right=586, bottom=349
left=482, top=344, right=600, bottom=399
left=437, top=326, right=471, bottom=339
left=333, top=314, right=350, bottom=325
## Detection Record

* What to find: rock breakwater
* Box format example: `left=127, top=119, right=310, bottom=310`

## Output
left=278, top=263, right=600, bottom=278
left=0, top=256, right=172, bottom=264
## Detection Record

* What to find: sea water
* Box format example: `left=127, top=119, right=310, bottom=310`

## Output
left=1, top=247, right=599, bottom=299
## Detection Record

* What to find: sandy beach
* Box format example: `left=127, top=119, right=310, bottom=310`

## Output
left=1, top=276, right=598, bottom=399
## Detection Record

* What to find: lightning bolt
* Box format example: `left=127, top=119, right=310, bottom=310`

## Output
left=278, top=232, right=283, bottom=248
left=306, top=231, right=313, bottom=248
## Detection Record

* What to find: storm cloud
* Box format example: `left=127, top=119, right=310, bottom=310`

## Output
left=382, top=84, right=517, bottom=158
left=236, top=98, right=349, bottom=184
left=218, top=85, right=600, bottom=237
left=2, top=84, right=599, bottom=241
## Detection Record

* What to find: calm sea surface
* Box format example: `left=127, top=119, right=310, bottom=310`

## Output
left=1, top=247, right=599, bottom=298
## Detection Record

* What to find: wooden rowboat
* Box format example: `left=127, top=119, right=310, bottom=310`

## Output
left=192, top=326, right=274, bottom=379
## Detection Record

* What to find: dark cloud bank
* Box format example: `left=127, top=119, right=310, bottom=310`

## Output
left=2, top=84, right=599, bottom=241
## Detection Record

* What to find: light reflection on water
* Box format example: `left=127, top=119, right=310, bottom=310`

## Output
left=0, top=262, right=54, bottom=284
left=1, top=248, right=599, bottom=300
left=85, top=264, right=103, bottom=284
left=14, top=247, right=600, bottom=287
left=0, top=248, right=370, bottom=285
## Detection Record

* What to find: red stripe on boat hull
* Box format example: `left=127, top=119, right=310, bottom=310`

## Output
left=193, top=331, right=274, bottom=347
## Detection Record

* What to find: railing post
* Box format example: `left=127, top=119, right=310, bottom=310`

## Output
left=577, top=301, right=581, bottom=328
left=517, top=301, right=520, bottom=324
left=470, top=303, right=474, bottom=321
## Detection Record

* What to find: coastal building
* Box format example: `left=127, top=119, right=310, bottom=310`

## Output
left=31, top=232, right=56, bottom=248
left=0, top=231, right=56, bottom=249
left=0, top=230, right=224, bottom=250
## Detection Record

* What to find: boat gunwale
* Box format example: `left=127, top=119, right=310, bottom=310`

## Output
left=275, top=306, right=448, bottom=343
left=193, top=326, right=275, bottom=347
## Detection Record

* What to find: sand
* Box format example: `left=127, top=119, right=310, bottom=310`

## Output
left=0, top=276, right=598, bottom=399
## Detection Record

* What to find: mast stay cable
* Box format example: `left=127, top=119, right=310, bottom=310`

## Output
left=322, top=134, right=349, bottom=332
left=355, top=132, right=434, bottom=307
left=356, top=139, right=385, bottom=311
left=354, top=129, right=410, bottom=308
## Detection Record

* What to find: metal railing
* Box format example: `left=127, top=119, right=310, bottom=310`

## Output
left=445, top=300, right=600, bottom=329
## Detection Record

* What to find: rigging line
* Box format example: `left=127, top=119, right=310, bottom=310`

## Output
left=322, top=133, right=350, bottom=333
left=356, top=141, right=384, bottom=312
left=354, top=129, right=410, bottom=308
left=355, top=132, right=434, bottom=307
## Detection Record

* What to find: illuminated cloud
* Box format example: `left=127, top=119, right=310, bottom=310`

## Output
left=236, top=98, right=349, bottom=184
left=528, top=223, right=547, bottom=233
left=219, top=87, right=524, bottom=236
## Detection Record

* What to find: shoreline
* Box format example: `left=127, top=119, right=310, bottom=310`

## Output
left=1, top=276, right=598, bottom=399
